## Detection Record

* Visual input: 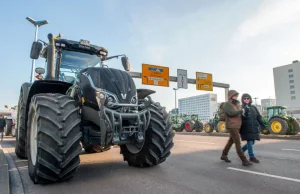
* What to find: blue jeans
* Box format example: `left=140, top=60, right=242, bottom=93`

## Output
left=242, top=140, right=255, bottom=158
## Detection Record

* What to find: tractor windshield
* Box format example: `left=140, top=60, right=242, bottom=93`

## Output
left=280, top=108, right=287, bottom=116
left=59, top=50, right=101, bottom=81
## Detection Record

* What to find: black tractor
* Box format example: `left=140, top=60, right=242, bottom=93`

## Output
left=15, top=33, right=174, bottom=184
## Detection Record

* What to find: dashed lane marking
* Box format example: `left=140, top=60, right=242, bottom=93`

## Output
left=282, top=149, right=300, bottom=152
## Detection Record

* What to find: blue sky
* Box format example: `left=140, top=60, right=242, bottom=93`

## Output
left=1, top=0, right=300, bottom=111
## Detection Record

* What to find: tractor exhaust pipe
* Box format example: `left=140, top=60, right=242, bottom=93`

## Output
left=45, top=33, right=55, bottom=80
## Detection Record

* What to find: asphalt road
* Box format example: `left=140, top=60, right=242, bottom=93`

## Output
left=1, top=134, right=300, bottom=194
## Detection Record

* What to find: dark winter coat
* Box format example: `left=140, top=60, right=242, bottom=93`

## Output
left=240, top=94, right=265, bottom=141
left=0, top=118, right=6, bottom=132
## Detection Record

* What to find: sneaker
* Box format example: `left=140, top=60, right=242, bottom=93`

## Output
left=220, top=155, right=231, bottom=163
left=242, top=159, right=252, bottom=166
left=250, top=157, right=260, bottom=163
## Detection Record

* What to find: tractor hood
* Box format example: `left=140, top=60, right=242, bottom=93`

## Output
left=81, top=67, right=136, bottom=103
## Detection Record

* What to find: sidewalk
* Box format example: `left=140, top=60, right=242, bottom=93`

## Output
left=0, top=144, right=10, bottom=194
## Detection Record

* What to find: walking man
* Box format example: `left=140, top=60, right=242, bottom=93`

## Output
left=0, top=114, right=6, bottom=141
left=220, top=90, right=252, bottom=166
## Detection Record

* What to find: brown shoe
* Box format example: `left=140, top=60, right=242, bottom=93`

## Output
left=250, top=157, right=260, bottom=163
left=242, top=159, right=252, bottom=166
left=220, top=155, right=231, bottom=163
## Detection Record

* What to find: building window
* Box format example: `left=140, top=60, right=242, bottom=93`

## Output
left=291, top=91, right=295, bottom=95
left=291, top=96, right=296, bottom=100
left=288, top=69, right=293, bottom=73
left=290, top=85, right=295, bottom=89
left=290, top=80, right=294, bottom=84
left=289, top=74, right=294, bottom=78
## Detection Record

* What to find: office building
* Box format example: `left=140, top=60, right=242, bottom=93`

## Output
left=261, top=98, right=276, bottom=112
left=273, top=60, right=300, bottom=115
left=178, top=93, right=218, bottom=122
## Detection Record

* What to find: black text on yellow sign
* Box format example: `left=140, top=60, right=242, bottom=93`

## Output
left=142, top=64, right=169, bottom=87
left=196, top=72, right=213, bottom=91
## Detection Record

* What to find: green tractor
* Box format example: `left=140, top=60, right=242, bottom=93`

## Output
left=204, top=112, right=228, bottom=134
left=171, top=114, right=184, bottom=132
left=265, top=106, right=300, bottom=135
left=182, top=114, right=203, bottom=132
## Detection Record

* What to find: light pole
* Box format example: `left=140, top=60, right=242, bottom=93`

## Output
left=173, top=88, right=179, bottom=114
left=26, top=17, right=49, bottom=82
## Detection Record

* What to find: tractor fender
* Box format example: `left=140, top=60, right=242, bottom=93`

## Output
left=24, top=80, right=73, bottom=131
left=269, top=116, right=288, bottom=122
left=137, top=89, right=156, bottom=99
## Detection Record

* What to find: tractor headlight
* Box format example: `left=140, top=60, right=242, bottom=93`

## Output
left=96, top=89, right=119, bottom=108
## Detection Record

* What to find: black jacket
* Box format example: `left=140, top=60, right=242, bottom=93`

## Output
left=240, top=105, right=264, bottom=141
left=240, top=93, right=265, bottom=141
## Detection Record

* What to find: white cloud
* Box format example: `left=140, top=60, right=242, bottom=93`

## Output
left=233, top=0, right=300, bottom=44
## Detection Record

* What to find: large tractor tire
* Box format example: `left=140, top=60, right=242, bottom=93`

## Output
left=194, top=121, right=203, bottom=132
left=27, top=93, right=82, bottom=184
left=184, top=120, right=195, bottom=132
left=120, top=98, right=174, bottom=167
left=217, top=121, right=228, bottom=133
left=15, top=91, right=27, bottom=159
left=288, top=119, right=300, bottom=135
left=269, top=117, right=288, bottom=135
left=5, top=119, right=13, bottom=136
left=174, top=124, right=184, bottom=132
left=204, top=123, right=214, bottom=133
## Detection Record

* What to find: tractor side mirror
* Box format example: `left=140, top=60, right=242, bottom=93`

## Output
left=35, top=67, right=45, bottom=74
left=121, top=56, right=130, bottom=71
left=30, top=41, right=43, bottom=59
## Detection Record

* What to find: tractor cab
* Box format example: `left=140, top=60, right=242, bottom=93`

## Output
left=267, top=106, right=287, bottom=119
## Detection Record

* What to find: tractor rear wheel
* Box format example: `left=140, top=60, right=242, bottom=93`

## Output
left=27, top=93, right=82, bottom=184
left=204, top=123, right=214, bottom=133
left=5, top=119, right=13, bottom=136
left=217, top=121, right=228, bottom=133
left=185, top=120, right=195, bottom=132
left=120, top=98, right=174, bottom=167
left=269, top=118, right=288, bottom=135
left=15, top=91, right=27, bottom=159
left=194, top=121, right=203, bottom=132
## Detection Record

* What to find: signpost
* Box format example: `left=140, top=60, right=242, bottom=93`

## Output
left=196, top=72, right=213, bottom=91
left=142, top=64, right=169, bottom=87
left=177, top=69, right=188, bottom=89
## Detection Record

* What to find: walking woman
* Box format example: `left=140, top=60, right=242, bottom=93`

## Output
left=240, top=93, right=265, bottom=163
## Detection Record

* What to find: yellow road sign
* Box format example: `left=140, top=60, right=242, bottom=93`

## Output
left=196, top=72, right=213, bottom=91
left=142, top=64, right=169, bottom=87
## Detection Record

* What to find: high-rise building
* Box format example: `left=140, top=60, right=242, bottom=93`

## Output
left=273, top=60, right=300, bottom=114
left=169, top=108, right=179, bottom=115
left=178, top=93, right=218, bottom=122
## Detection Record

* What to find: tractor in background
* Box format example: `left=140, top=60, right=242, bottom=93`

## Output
left=182, top=114, right=203, bottom=132
left=266, top=106, right=299, bottom=135
left=171, top=114, right=184, bottom=132
left=204, top=111, right=228, bottom=134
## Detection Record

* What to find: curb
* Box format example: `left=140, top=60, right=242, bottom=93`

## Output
left=175, top=131, right=300, bottom=140
left=0, top=147, right=10, bottom=194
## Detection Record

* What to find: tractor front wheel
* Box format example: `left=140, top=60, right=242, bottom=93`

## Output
left=204, top=123, right=214, bottom=133
left=27, top=93, right=82, bottom=184
left=194, top=121, right=203, bottom=132
left=269, top=118, right=288, bottom=135
left=217, top=121, right=228, bottom=133
left=120, top=98, right=174, bottom=167
left=288, top=119, right=300, bottom=135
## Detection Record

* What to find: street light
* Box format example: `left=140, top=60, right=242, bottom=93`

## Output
left=173, top=88, right=180, bottom=114
left=26, top=16, right=49, bottom=82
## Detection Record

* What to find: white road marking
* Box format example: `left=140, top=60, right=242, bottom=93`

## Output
left=228, top=167, right=300, bottom=183
left=175, top=140, right=215, bottom=145
left=282, top=149, right=300, bottom=152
